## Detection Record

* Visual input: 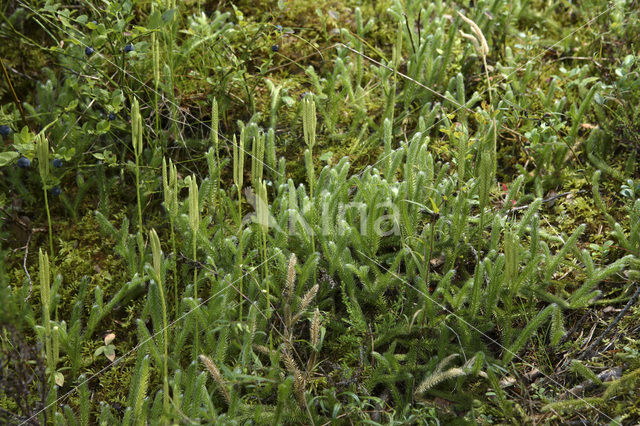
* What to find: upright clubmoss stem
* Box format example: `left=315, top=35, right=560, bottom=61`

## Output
left=257, top=180, right=269, bottom=312
left=170, top=221, right=178, bottom=313
left=149, top=229, right=169, bottom=414
left=165, top=0, right=177, bottom=142
left=131, top=98, right=142, bottom=233
left=131, top=98, right=144, bottom=273
left=233, top=131, right=246, bottom=320
left=188, top=175, right=200, bottom=357
left=163, top=157, right=180, bottom=315
left=212, top=98, right=221, bottom=213
left=39, top=249, right=53, bottom=383
left=36, top=134, right=54, bottom=257
left=152, top=33, right=160, bottom=147
left=44, top=190, right=53, bottom=257
left=135, top=156, right=142, bottom=234
left=302, top=97, right=317, bottom=286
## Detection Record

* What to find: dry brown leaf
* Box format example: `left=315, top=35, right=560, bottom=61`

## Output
left=104, top=333, right=116, bottom=345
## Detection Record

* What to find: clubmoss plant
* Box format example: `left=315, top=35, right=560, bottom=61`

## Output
left=162, top=157, right=179, bottom=314
left=256, top=180, right=270, bottom=310
left=233, top=130, right=246, bottom=319
left=251, top=131, right=265, bottom=188
left=233, top=131, right=245, bottom=222
left=38, top=248, right=58, bottom=421
left=152, top=32, right=161, bottom=140
left=131, top=97, right=145, bottom=274
left=36, top=134, right=54, bottom=257
left=302, top=96, right=316, bottom=198
left=302, top=97, right=318, bottom=286
left=188, top=175, right=200, bottom=357
left=164, top=0, right=178, bottom=140
left=125, top=355, right=150, bottom=425
left=147, top=228, right=170, bottom=416
left=39, top=249, right=52, bottom=381
left=211, top=98, right=221, bottom=209
left=199, top=354, right=231, bottom=405
left=457, top=11, right=491, bottom=102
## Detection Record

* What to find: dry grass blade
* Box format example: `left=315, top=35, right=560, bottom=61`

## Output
left=415, top=368, right=466, bottom=395
left=457, top=11, right=489, bottom=56
left=253, top=344, right=270, bottom=356
left=459, top=30, right=481, bottom=54
left=199, top=354, right=231, bottom=404
left=293, top=284, right=319, bottom=324
left=282, top=348, right=306, bottom=409
left=285, top=253, right=298, bottom=330
left=310, top=309, right=320, bottom=348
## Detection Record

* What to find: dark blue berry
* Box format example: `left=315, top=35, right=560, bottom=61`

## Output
left=271, top=45, right=279, bottom=52
left=85, top=46, right=94, bottom=57
left=275, top=25, right=283, bottom=32
left=124, top=43, right=134, bottom=53
left=50, top=187, right=62, bottom=196
left=17, top=157, right=30, bottom=169
left=0, top=125, right=10, bottom=136
left=108, top=113, right=116, bottom=121
left=52, top=159, right=63, bottom=168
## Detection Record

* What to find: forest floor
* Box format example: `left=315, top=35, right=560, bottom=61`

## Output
left=1, top=0, right=640, bottom=424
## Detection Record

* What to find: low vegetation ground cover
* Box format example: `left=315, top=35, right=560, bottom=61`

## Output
left=1, top=0, right=639, bottom=424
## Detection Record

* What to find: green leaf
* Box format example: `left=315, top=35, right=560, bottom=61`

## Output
left=147, top=10, right=163, bottom=29
left=104, top=345, right=116, bottom=362
left=96, top=120, right=110, bottom=133
left=65, top=99, right=78, bottom=111
left=428, top=197, right=440, bottom=214
left=147, top=9, right=175, bottom=30
left=0, top=151, right=19, bottom=166
left=13, top=126, right=35, bottom=146
left=57, top=147, right=76, bottom=161
left=319, top=151, right=333, bottom=163
left=110, top=90, right=125, bottom=108
left=162, top=9, right=176, bottom=24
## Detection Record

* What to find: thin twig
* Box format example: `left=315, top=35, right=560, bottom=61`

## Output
left=404, top=14, right=416, bottom=54
left=559, top=310, right=593, bottom=347
left=0, top=206, right=33, bottom=230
